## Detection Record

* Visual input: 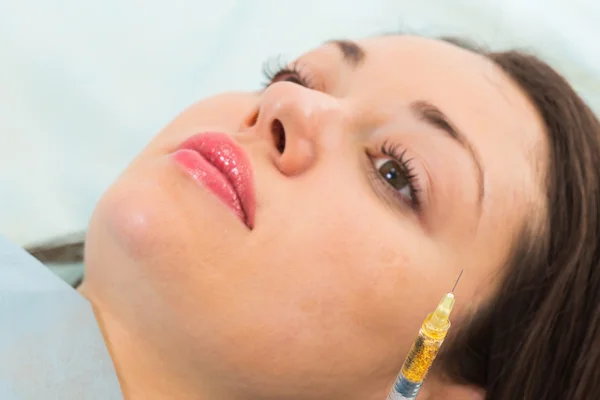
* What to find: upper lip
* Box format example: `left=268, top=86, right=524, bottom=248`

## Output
left=177, top=132, right=256, bottom=228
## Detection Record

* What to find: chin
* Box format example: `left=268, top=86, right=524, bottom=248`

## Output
left=91, top=178, right=183, bottom=261
left=88, top=159, right=249, bottom=274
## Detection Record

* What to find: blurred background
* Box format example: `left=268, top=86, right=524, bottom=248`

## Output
left=1, top=0, right=599, bottom=282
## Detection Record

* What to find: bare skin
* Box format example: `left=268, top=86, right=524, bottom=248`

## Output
left=81, top=35, right=546, bottom=400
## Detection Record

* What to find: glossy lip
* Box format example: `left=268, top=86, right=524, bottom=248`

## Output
left=170, top=132, right=256, bottom=229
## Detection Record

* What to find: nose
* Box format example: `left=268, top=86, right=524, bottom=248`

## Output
left=242, top=82, right=347, bottom=176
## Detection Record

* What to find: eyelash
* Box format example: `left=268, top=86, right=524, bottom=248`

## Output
left=261, top=57, right=422, bottom=213
left=261, top=56, right=314, bottom=89
left=371, top=141, right=422, bottom=212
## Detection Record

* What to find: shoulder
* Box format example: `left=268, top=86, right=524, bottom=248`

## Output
left=0, top=234, right=73, bottom=290
left=0, top=234, right=123, bottom=400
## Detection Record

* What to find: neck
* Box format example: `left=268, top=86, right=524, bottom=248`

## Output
left=79, top=285, right=224, bottom=400
left=78, top=284, right=472, bottom=400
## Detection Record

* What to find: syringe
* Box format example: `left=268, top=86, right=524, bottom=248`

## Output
left=387, top=271, right=462, bottom=400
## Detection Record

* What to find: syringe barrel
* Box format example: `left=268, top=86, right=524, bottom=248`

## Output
left=387, top=328, right=443, bottom=400
left=400, top=327, right=444, bottom=382
left=387, top=293, right=455, bottom=400
left=387, top=372, right=422, bottom=399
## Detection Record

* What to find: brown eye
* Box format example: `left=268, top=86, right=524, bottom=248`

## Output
left=375, top=158, right=413, bottom=201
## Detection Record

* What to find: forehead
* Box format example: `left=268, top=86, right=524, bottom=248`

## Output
left=318, top=36, right=542, bottom=136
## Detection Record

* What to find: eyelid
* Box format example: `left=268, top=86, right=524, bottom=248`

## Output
left=262, top=57, right=319, bottom=90
left=367, top=144, right=431, bottom=215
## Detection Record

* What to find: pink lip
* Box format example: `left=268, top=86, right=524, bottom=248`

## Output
left=170, top=132, right=256, bottom=229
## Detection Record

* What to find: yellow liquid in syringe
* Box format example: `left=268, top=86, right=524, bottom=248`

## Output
left=400, top=292, right=454, bottom=382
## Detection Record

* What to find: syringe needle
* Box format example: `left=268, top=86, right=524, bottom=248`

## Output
left=452, top=269, right=464, bottom=293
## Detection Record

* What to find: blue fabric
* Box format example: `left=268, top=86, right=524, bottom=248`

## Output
left=0, top=235, right=122, bottom=399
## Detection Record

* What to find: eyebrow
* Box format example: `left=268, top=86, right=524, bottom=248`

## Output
left=326, top=40, right=484, bottom=208
left=327, top=40, right=366, bottom=67
left=410, top=100, right=485, bottom=208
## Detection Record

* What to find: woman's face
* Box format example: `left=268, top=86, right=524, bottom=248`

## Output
left=85, top=36, right=546, bottom=399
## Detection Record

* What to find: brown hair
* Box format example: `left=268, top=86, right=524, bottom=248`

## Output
left=26, top=37, right=600, bottom=399
left=437, top=40, right=600, bottom=400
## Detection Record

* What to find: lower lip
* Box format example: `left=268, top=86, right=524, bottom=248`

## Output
left=171, top=148, right=247, bottom=226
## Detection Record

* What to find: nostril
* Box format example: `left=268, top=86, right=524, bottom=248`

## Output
left=271, top=119, right=286, bottom=154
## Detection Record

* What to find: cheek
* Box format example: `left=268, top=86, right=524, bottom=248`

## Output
left=255, top=173, right=432, bottom=336
left=240, top=181, right=450, bottom=378
left=295, top=173, right=454, bottom=337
